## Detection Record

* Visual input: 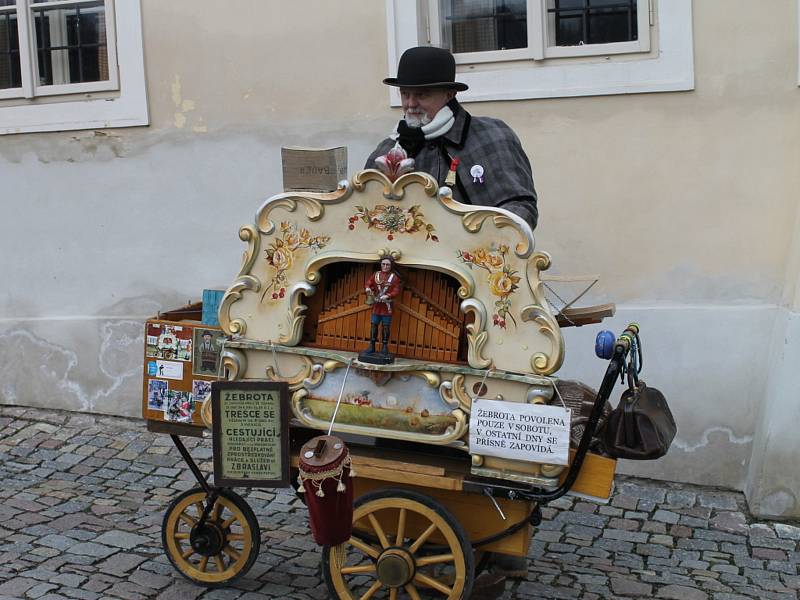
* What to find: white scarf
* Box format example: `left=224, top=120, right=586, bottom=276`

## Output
left=390, top=105, right=455, bottom=142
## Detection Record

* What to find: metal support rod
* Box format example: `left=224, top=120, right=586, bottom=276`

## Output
left=170, top=434, right=212, bottom=495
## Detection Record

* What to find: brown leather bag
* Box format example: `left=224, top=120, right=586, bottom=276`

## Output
left=602, top=378, right=676, bottom=460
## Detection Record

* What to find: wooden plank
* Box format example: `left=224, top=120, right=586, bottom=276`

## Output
left=352, top=464, right=462, bottom=490
left=560, top=451, right=617, bottom=500
left=351, top=455, right=445, bottom=477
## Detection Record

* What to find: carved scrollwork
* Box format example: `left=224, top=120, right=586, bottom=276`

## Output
left=278, top=282, right=315, bottom=345
left=265, top=355, right=317, bottom=392
left=440, top=374, right=473, bottom=414
left=219, top=278, right=260, bottom=336
left=460, top=211, right=534, bottom=259
left=255, top=181, right=351, bottom=235
left=519, top=307, right=564, bottom=375
left=352, top=169, right=438, bottom=201
left=221, top=347, right=247, bottom=381
left=237, top=225, right=260, bottom=278
left=461, top=298, right=492, bottom=369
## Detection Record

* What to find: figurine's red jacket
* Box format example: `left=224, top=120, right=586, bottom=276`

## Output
left=366, top=272, right=401, bottom=316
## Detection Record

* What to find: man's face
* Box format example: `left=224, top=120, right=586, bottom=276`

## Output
left=381, top=260, right=392, bottom=273
left=400, top=87, right=455, bottom=127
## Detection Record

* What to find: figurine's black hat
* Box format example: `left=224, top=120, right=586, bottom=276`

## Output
left=383, top=46, right=468, bottom=91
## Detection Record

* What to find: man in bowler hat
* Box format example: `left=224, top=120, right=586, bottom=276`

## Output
left=366, top=46, right=538, bottom=231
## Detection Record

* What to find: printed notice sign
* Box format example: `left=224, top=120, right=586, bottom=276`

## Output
left=470, top=399, right=571, bottom=465
left=212, top=382, right=289, bottom=487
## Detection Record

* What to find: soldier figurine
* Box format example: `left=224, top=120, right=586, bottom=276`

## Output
left=359, top=257, right=402, bottom=364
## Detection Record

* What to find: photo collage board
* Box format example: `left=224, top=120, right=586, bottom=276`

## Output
left=141, top=318, right=226, bottom=428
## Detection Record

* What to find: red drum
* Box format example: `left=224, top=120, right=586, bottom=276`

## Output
left=297, top=435, right=355, bottom=546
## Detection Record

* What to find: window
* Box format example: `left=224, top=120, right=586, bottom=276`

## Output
left=428, top=0, right=649, bottom=64
left=0, top=0, right=117, bottom=99
left=0, top=0, right=147, bottom=135
left=387, top=0, right=693, bottom=101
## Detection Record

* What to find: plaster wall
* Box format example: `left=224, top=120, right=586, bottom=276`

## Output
left=1, top=0, right=798, bottom=509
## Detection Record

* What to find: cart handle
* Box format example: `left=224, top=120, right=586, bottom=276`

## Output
left=519, top=323, right=638, bottom=503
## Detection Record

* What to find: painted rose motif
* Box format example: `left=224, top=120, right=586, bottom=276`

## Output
left=262, top=222, right=330, bottom=302
left=349, top=204, right=438, bottom=242
left=458, top=243, right=520, bottom=329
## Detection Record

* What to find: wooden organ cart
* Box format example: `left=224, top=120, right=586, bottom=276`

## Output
left=150, top=169, right=634, bottom=599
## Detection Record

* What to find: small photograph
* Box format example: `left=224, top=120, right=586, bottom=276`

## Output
left=193, top=329, right=225, bottom=376
left=147, top=379, right=168, bottom=410
left=192, top=380, right=212, bottom=404
left=164, top=390, right=194, bottom=423
left=148, top=360, right=184, bottom=380
left=146, top=323, right=193, bottom=361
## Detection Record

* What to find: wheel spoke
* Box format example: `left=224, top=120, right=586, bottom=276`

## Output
left=349, top=536, right=381, bottom=559
left=222, top=545, right=241, bottom=561
left=389, top=588, right=398, bottom=600
left=408, top=522, right=438, bottom=554
left=396, top=508, right=407, bottom=545
left=214, top=554, right=225, bottom=572
left=178, top=513, right=197, bottom=527
left=194, top=501, right=205, bottom=518
left=198, top=556, right=209, bottom=573
left=359, top=580, right=382, bottom=600
left=415, top=553, right=454, bottom=567
left=414, top=572, right=453, bottom=596
left=227, top=533, right=244, bottom=541
left=212, top=500, right=222, bottom=521
left=340, top=563, right=376, bottom=575
left=367, top=513, right=390, bottom=549
left=180, top=547, right=194, bottom=559
left=173, top=532, right=189, bottom=540
left=405, top=583, right=422, bottom=600
left=222, top=516, right=236, bottom=528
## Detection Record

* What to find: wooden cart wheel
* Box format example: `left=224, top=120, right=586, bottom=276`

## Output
left=162, top=487, right=260, bottom=587
left=323, top=488, right=474, bottom=599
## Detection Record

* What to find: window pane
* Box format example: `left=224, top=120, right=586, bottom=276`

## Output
left=0, top=11, right=21, bottom=89
left=33, top=1, right=109, bottom=86
left=0, top=1, right=16, bottom=6
left=548, top=0, right=637, bottom=46
left=439, top=0, right=527, bottom=54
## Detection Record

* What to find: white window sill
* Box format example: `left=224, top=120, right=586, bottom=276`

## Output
left=386, top=0, right=694, bottom=106
left=0, top=0, right=148, bottom=135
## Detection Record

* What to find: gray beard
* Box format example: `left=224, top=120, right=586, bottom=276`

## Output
left=404, top=112, right=431, bottom=128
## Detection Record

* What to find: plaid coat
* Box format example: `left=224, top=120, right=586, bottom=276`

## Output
left=365, top=104, right=538, bottom=230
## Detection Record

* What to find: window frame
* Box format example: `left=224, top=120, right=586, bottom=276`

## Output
left=386, top=0, right=693, bottom=104
left=0, top=0, right=147, bottom=135
left=0, top=0, right=119, bottom=100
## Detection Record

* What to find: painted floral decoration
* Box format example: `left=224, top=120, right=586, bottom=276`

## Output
left=349, top=204, right=438, bottom=242
left=458, top=244, right=520, bottom=329
left=261, top=222, right=330, bottom=302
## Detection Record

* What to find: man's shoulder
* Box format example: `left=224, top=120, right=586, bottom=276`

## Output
left=469, top=115, right=519, bottom=138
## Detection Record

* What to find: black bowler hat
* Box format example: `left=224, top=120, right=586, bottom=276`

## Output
left=383, top=46, right=468, bottom=91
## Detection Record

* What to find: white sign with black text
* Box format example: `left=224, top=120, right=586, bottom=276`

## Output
left=469, top=399, right=571, bottom=465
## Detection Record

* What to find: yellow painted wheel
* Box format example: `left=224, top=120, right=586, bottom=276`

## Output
left=323, top=488, right=474, bottom=599
left=162, top=487, right=260, bottom=587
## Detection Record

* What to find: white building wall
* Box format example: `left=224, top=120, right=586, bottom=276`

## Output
left=1, top=0, right=799, bottom=515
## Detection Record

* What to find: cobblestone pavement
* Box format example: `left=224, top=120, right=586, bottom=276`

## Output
left=1, top=406, right=799, bottom=600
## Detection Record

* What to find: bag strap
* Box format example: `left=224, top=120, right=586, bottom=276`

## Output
left=623, top=381, right=640, bottom=447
